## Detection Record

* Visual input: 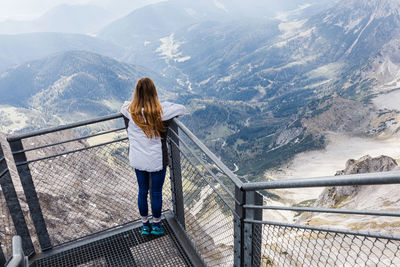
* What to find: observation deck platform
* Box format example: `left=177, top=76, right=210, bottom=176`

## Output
left=30, top=213, right=201, bottom=267
left=1, top=113, right=400, bottom=266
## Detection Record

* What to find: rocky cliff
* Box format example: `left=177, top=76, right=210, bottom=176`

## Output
left=298, top=154, right=400, bottom=235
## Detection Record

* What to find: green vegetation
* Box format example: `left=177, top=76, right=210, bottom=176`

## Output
left=236, top=133, right=325, bottom=181
left=293, top=199, right=317, bottom=217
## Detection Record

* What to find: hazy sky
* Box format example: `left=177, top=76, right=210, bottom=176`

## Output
left=0, top=0, right=162, bottom=21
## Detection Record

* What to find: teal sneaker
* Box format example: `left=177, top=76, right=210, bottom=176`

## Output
left=150, top=224, right=164, bottom=235
left=142, top=225, right=151, bottom=236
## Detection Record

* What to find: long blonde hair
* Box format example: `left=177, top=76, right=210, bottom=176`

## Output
left=129, top=77, right=166, bottom=139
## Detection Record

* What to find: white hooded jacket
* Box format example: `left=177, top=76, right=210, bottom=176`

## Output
left=120, top=101, right=186, bottom=172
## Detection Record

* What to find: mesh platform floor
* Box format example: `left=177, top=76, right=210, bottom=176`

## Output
left=32, top=221, right=194, bottom=267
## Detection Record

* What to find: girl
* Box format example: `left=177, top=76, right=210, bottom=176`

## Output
left=120, top=77, right=186, bottom=235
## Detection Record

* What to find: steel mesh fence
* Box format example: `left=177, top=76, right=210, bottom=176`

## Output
left=0, top=149, right=17, bottom=260
left=247, top=188, right=400, bottom=266
left=16, top=125, right=172, bottom=249
left=0, top=174, right=16, bottom=260
left=169, top=132, right=236, bottom=266
left=253, top=222, right=400, bottom=266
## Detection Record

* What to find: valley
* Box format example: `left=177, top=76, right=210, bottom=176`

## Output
left=0, top=0, right=400, bottom=184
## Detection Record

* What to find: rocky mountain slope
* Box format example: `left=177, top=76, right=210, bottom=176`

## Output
left=183, top=0, right=400, bottom=178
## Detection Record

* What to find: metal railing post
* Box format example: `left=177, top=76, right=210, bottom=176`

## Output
left=6, top=236, right=29, bottom=267
left=0, top=142, right=35, bottom=257
left=0, top=242, right=5, bottom=267
left=243, top=191, right=263, bottom=267
left=234, top=186, right=245, bottom=267
left=7, top=139, right=52, bottom=251
left=167, top=119, right=185, bottom=228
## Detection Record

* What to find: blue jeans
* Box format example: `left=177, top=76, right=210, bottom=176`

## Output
left=135, top=168, right=166, bottom=221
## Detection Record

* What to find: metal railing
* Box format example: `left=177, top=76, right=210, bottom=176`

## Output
left=168, top=119, right=243, bottom=266
left=1, top=113, right=400, bottom=266
left=0, top=141, right=33, bottom=264
left=3, top=114, right=174, bottom=255
left=241, top=173, right=400, bottom=266
left=167, top=119, right=400, bottom=266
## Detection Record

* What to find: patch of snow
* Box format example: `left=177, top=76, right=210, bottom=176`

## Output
left=233, top=163, right=239, bottom=172
left=306, top=63, right=344, bottom=80
left=274, top=27, right=315, bottom=47
left=261, top=55, right=317, bottom=73
left=199, top=77, right=212, bottom=86
left=251, top=85, right=267, bottom=102
left=278, top=19, right=307, bottom=39
left=247, top=63, right=254, bottom=72
left=217, top=75, right=232, bottom=83
left=176, top=79, right=185, bottom=86
left=156, top=34, right=191, bottom=63
left=0, top=71, right=9, bottom=79
left=344, top=14, right=375, bottom=56
left=176, top=56, right=191, bottom=62
left=370, top=57, right=400, bottom=91
left=143, top=41, right=151, bottom=46
left=372, top=89, right=400, bottom=111
left=213, top=0, right=229, bottom=13
left=100, top=99, right=122, bottom=111
left=117, top=73, right=129, bottom=80
left=344, top=17, right=362, bottom=34
left=304, top=79, right=331, bottom=89
left=0, top=105, right=29, bottom=132
left=334, top=21, right=344, bottom=27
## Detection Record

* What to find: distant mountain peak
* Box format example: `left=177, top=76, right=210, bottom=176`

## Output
left=335, top=0, right=400, bottom=18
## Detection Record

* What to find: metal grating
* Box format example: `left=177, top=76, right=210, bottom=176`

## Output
left=33, top=220, right=193, bottom=267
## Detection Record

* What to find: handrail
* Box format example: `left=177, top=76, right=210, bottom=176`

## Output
left=14, top=137, right=128, bottom=166
left=243, top=219, right=400, bottom=241
left=243, top=204, right=400, bottom=217
left=12, top=127, right=126, bottom=155
left=173, top=119, right=244, bottom=188
left=242, top=170, right=400, bottom=191
left=7, top=113, right=123, bottom=142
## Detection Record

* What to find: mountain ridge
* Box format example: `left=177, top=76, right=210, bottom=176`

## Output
left=0, top=50, right=182, bottom=132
